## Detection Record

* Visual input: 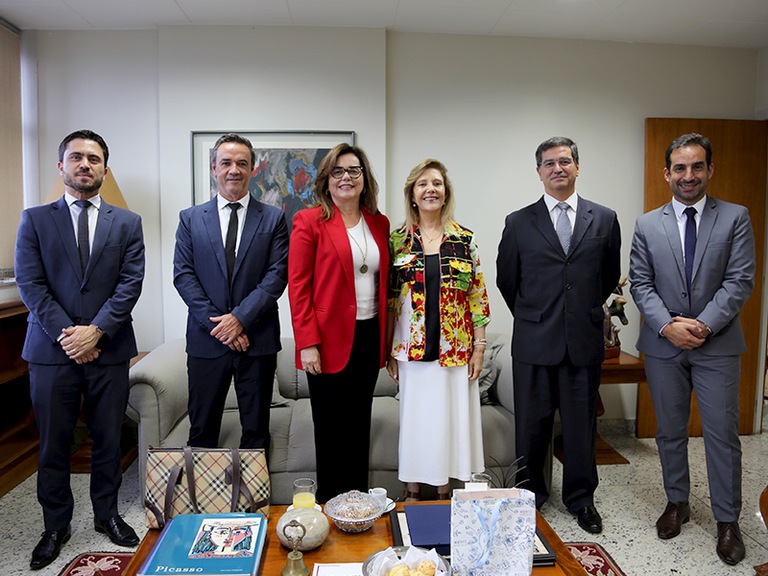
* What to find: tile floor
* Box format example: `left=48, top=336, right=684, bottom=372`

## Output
left=1, top=410, right=766, bottom=576
left=543, top=413, right=768, bottom=576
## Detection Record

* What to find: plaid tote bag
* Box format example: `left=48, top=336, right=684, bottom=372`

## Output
left=144, top=446, right=270, bottom=528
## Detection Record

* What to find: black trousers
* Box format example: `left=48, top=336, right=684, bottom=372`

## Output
left=30, top=361, right=129, bottom=530
left=307, top=317, right=379, bottom=503
left=513, top=355, right=601, bottom=512
left=187, top=351, right=277, bottom=454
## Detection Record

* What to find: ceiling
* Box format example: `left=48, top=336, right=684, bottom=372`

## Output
left=1, top=0, right=767, bottom=50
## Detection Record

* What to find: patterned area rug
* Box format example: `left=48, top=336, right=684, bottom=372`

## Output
left=566, top=542, right=627, bottom=576
left=57, top=552, right=133, bottom=576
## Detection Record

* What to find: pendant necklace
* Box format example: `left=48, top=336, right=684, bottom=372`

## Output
left=421, top=226, right=442, bottom=244
left=347, top=217, right=369, bottom=274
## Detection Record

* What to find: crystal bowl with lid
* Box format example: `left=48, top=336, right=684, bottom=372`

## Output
left=324, top=490, right=384, bottom=533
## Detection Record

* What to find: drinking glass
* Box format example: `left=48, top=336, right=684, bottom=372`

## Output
left=293, top=477, right=317, bottom=508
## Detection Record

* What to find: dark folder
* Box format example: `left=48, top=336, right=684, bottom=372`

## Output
left=403, top=503, right=451, bottom=556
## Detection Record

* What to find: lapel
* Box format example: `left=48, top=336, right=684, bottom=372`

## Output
left=232, top=199, right=264, bottom=282
left=532, top=197, right=564, bottom=255
left=570, top=199, right=594, bottom=255
left=83, top=199, right=115, bottom=283
left=325, top=208, right=355, bottom=294
left=51, top=196, right=86, bottom=281
left=660, top=202, right=687, bottom=287
left=202, top=197, right=229, bottom=280
left=693, top=197, right=718, bottom=283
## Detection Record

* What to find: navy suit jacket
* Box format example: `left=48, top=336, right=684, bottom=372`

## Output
left=15, top=196, right=145, bottom=365
left=629, top=196, right=755, bottom=358
left=173, top=196, right=289, bottom=358
left=497, top=196, right=621, bottom=366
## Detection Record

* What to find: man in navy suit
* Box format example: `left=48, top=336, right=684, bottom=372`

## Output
left=15, top=130, right=145, bottom=569
left=629, top=133, right=754, bottom=565
left=174, top=133, right=289, bottom=452
left=497, top=137, right=621, bottom=533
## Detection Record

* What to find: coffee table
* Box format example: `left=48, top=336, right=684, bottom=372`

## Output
left=123, top=504, right=587, bottom=575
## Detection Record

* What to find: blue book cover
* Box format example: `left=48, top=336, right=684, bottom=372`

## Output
left=139, top=513, right=267, bottom=576
left=404, top=503, right=451, bottom=556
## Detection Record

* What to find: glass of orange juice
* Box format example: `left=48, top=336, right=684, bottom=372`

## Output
left=293, top=478, right=317, bottom=508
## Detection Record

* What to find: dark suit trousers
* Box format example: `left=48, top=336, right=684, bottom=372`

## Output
left=307, top=317, right=379, bottom=504
left=513, top=356, right=600, bottom=512
left=30, top=361, right=129, bottom=530
left=644, top=351, right=742, bottom=522
left=187, top=352, right=276, bottom=453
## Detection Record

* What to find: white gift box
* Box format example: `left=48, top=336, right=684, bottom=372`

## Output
left=450, top=488, right=536, bottom=576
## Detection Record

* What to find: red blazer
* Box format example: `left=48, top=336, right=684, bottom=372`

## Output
left=288, top=206, right=390, bottom=374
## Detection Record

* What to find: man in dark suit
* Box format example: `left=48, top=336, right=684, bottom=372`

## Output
left=629, top=133, right=754, bottom=565
left=15, top=130, right=145, bottom=569
left=496, top=137, right=621, bottom=533
left=174, top=133, right=289, bottom=452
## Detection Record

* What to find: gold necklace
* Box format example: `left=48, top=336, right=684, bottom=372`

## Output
left=420, top=226, right=443, bottom=243
left=347, top=218, right=369, bottom=274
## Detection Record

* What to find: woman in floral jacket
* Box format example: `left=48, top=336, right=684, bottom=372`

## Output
left=387, top=158, right=491, bottom=501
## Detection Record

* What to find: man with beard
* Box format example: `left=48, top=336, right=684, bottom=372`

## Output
left=15, top=130, right=145, bottom=569
left=629, top=133, right=755, bottom=565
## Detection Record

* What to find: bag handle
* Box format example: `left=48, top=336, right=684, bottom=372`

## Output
left=182, top=446, right=203, bottom=514
left=144, top=462, right=183, bottom=529
left=224, top=448, right=269, bottom=512
left=228, top=448, right=243, bottom=512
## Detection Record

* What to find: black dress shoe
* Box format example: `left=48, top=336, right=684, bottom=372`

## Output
left=30, top=525, right=71, bottom=570
left=94, top=515, right=139, bottom=547
left=656, top=501, right=690, bottom=539
left=573, top=505, right=603, bottom=534
left=716, top=521, right=745, bottom=565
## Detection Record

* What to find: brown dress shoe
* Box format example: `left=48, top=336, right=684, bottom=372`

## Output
left=656, top=501, right=689, bottom=539
left=716, top=521, right=745, bottom=565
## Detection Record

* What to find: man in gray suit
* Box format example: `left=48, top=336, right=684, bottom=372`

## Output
left=629, top=133, right=755, bottom=565
left=497, top=137, right=621, bottom=533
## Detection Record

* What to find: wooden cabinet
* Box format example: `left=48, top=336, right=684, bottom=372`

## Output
left=0, top=302, right=38, bottom=497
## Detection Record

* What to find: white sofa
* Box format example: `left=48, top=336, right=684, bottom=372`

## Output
left=126, top=333, right=518, bottom=504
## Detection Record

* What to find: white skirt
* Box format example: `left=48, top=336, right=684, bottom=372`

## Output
left=397, top=360, right=485, bottom=485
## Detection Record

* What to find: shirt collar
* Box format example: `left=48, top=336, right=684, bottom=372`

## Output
left=65, top=192, right=101, bottom=209
left=672, top=195, right=707, bottom=220
left=217, top=193, right=250, bottom=211
left=544, top=192, right=578, bottom=213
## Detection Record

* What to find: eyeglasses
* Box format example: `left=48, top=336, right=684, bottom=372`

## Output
left=330, top=166, right=363, bottom=179
left=540, top=158, right=574, bottom=170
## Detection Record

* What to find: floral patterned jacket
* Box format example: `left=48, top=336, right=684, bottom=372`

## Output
left=388, top=220, right=491, bottom=367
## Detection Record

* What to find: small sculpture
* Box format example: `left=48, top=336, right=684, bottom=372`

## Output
left=604, top=277, right=629, bottom=358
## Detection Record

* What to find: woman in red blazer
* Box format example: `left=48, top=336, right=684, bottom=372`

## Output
left=288, top=143, right=390, bottom=503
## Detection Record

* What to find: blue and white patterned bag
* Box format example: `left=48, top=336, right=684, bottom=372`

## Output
left=450, top=488, right=536, bottom=576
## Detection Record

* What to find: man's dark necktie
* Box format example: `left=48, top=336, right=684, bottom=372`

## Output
left=76, top=199, right=92, bottom=273
left=684, top=206, right=697, bottom=299
left=225, top=202, right=241, bottom=282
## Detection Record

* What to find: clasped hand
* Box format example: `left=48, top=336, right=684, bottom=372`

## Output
left=210, top=313, right=249, bottom=352
left=662, top=316, right=708, bottom=350
left=60, top=325, right=101, bottom=364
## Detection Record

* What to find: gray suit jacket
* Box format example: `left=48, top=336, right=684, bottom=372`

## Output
left=629, top=196, right=755, bottom=358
